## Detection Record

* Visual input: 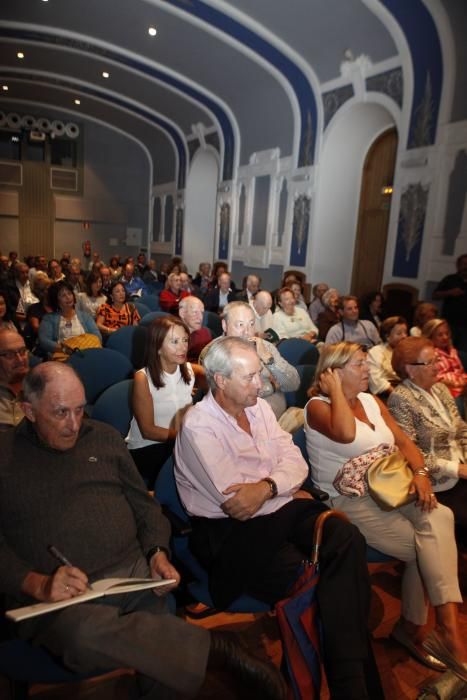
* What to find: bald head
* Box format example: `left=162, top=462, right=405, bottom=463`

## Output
left=22, top=363, right=86, bottom=451
left=252, top=290, right=272, bottom=317
left=179, top=296, right=205, bottom=331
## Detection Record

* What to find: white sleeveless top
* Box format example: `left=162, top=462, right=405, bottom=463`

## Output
left=304, top=392, right=395, bottom=498
left=127, top=364, right=194, bottom=450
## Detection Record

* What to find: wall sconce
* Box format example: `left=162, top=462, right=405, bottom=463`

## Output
left=381, top=185, right=393, bottom=196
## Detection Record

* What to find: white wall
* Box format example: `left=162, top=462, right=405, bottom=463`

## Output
left=183, top=149, right=219, bottom=274
left=309, top=101, right=395, bottom=292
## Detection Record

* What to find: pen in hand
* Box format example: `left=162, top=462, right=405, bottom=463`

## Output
left=47, top=545, right=93, bottom=590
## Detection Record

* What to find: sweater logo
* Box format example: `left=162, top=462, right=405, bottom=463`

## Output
left=88, top=456, right=98, bottom=462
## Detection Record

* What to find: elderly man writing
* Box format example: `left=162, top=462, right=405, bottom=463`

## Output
left=175, top=337, right=383, bottom=700
left=0, top=362, right=286, bottom=700
left=0, top=329, right=29, bottom=431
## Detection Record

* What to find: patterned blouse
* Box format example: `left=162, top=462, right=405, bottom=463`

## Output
left=388, top=380, right=467, bottom=491
left=96, top=302, right=141, bottom=331
left=434, top=346, right=467, bottom=398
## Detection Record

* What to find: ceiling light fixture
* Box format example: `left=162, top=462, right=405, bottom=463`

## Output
left=2, top=85, right=8, bottom=91
left=17, top=52, right=25, bottom=59
left=102, top=71, right=110, bottom=78
left=148, top=26, right=157, bottom=36
left=74, top=99, right=81, bottom=105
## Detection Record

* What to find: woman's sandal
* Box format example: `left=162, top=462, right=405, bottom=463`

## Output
left=391, top=621, right=447, bottom=672
left=422, top=632, right=467, bottom=683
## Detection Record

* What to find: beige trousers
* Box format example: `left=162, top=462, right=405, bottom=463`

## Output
left=330, top=494, right=461, bottom=625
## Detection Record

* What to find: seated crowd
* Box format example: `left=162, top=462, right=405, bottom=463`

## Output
left=1, top=247, right=467, bottom=699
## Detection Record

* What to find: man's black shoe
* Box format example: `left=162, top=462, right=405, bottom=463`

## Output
left=208, top=630, right=287, bottom=700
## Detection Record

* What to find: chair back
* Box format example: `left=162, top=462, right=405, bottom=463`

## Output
left=140, top=311, right=170, bottom=327
left=140, top=294, right=160, bottom=311
left=278, top=338, right=319, bottom=366
left=68, top=348, right=133, bottom=405
left=133, top=301, right=151, bottom=318
left=106, top=325, right=148, bottom=368
left=92, top=379, right=134, bottom=436
left=285, top=364, right=316, bottom=409
left=203, top=310, right=223, bottom=338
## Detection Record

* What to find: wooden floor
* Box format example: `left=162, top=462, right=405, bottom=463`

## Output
left=2, top=554, right=466, bottom=700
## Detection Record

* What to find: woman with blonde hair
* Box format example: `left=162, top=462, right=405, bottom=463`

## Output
left=305, top=341, right=466, bottom=672
left=422, top=318, right=467, bottom=403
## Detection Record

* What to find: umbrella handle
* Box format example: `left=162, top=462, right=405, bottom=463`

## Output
left=311, top=510, right=349, bottom=566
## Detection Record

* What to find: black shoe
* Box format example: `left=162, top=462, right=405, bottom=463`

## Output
left=208, top=630, right=287, bottom=700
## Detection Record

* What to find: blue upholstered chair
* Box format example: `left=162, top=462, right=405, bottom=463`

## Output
left=141, top=294, right=160, bottom=311
left=92, top=379, right=134, bottom=436
left=140, top=311, right=170, bottom=327
left=284, top=364, right=316, bottom=409
left=277, top=338, right=319, bottom=366
left=106, top=325, right=148, bottom=369
left=67, top=348, right=133, bottom=406
left=133, top=301, right=151, bottom=319
left=154, top=458, right=270, bottom=613
left=203, top=310, right=223, bottom=338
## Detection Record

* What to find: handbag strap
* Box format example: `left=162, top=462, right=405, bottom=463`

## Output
left=311, top=510, right=349, bottom=565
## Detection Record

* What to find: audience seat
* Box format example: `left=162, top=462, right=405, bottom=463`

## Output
left=154, top=458, right=270, bottom=613
left=133, top=301, right=151, bottom=319
left=92, top=379, right=134, bottom=436
left=284, top=364, right=316, bottom=409
left=67, top=348, right=133, bottom=406
left=203, top=310, right=223, bottom=338
left=140, top=311, right=170, bottom=327
left=277, top=338, right=319, bottom=365
left=106, top=325, right=148, bottom=369
left=141, top=294, right=160, bottom=311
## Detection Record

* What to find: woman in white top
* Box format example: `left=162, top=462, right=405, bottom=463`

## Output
left=76, top=272, right=107, bottom=319
left=272, top=287, right=318, bottom=342
left=367, top=316, right=408, bottom=398
left=305, top=341, right=465, bottom=672
left=127, top=316, right=195, bottom=488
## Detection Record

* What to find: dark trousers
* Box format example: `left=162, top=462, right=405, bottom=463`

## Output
left=130, top=441, right=174, bottom=490
left=191, top=499, right=384, bottom=700
left=436, top=479, right=467, bottom=547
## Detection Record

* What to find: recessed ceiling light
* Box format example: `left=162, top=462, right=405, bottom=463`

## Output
left=17, top=52, right=25, bottom=59
left=102, top=71, right=110, bottom=79
left=2, top=85, right=8, bottom=91
left=74, top=99, right=80, bottom=105
left=41, top=0, right=49, bottom=3
left=148, top=26, right=157, bottom=36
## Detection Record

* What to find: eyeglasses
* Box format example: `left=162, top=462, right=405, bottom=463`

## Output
left=408, top=359, right=438, bottom=367
left=0, top=347, right=28, bottom=360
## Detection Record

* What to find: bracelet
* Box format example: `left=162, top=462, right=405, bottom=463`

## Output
left=146, top=546, right=170, bottom=564
left=263, top=477, right=278, bottom=498
left=414, top=468, right=430, bottom=477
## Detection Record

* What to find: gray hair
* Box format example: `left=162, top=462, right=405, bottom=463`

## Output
left=322, top=288, right=339, bottom=308
left=221, top=300, right=254, bottom=324
left=23, top=362, right=81, bottom=403
left=203, top=336, right=254, bottom=391
left=179, top=295, right=204, bottom=312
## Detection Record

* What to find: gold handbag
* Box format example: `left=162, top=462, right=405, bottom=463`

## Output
left=52, top=333, right=102, bottom=362
left=366, top=450, right=415, bottom=511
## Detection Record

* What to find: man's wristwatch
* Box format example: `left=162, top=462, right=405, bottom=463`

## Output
left=263, top=477, right=278, bottom=498
left=146, top=546, right=170, bottom=564
left=263, top=355, right=274, bottom=366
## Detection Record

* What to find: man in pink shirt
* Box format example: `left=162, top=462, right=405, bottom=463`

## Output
left=175, top=337, right=383, bottom=700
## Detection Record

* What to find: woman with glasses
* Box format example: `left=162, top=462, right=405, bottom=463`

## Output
left=305, top=341, right=465, bottom=673
left=388, top=336, right=467, bottom=544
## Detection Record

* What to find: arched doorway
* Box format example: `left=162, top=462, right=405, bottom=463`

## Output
left=183, top=149, right=219, bottom=274
left=310, top=102, right=397, bottom=293
left=350, top=127, right=398, bottom=298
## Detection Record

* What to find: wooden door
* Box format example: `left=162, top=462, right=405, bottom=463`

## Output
left=350, top=128, right=398, bottom=298
left=18, top=161, right=54, bottom=259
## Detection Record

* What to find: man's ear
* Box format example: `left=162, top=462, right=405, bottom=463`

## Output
left=21, top=401, right=35, bottom=422
left=214, top=371, right=227, bottom=391
left=221, top=319, right=227, bottom=335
